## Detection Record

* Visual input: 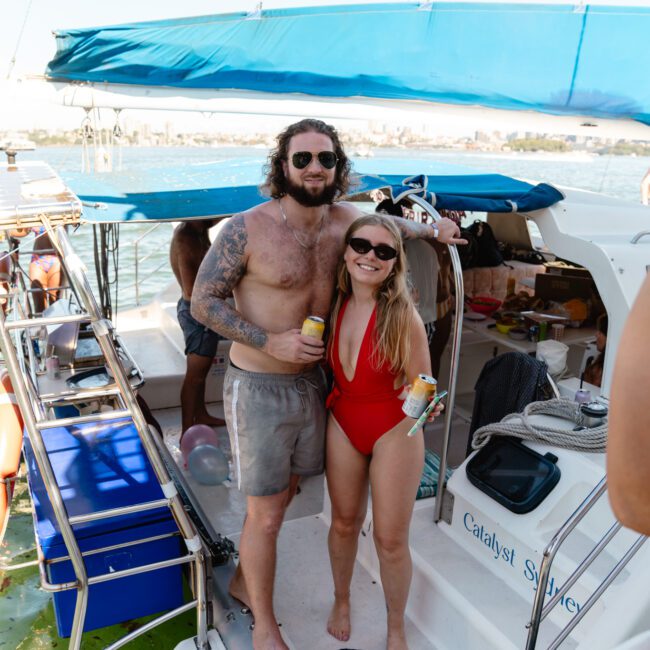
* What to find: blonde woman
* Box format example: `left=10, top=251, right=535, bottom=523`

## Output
left=325, top=213, right=442, bottom=649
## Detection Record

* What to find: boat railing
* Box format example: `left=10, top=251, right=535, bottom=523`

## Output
left=409, top=194, right=464, bottom=524
left=131, top=222, right=173, bottom=305
left=409, top=198, right=648, bottom=648
left=0, top=213, right=210, bottom=647
left=525, top=475, right=648, bottom=649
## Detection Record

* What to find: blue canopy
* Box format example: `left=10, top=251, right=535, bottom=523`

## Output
left=47, top=3, right=650, bottom=127
left=64, top=157, right=563, bottom=223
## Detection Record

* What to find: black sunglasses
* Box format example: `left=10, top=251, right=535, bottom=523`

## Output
left=291, top=151, right=338, bottom=170
left=348, top=237, right=398, bottom=261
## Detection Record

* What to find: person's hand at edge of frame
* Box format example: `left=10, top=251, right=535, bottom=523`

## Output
left=436, top=217, right=468, bottom=246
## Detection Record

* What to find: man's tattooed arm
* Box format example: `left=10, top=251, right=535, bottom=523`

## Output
left=191, top=214, right=268, bottom=349
left=390, top=214, right=467, bottom=245
left=391, top=215, right=433, bottom=241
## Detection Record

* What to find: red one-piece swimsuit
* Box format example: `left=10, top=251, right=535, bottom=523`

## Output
left=327, top=298, right=406, bottom=455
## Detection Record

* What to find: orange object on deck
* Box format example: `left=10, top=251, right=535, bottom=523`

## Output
left=0, top=369, right=24, bottom=540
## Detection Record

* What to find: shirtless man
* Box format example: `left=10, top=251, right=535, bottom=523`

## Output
left=191, top=119, right=465, bottom=650
left=170, top=219, right=226, bottom=435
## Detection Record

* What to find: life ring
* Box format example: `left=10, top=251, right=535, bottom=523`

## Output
left=0, top=370, right=23, bottom=479
left=0, top=369, right=23, bottom=542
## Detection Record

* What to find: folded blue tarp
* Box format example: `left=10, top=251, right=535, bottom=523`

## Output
left=47, top=3, right=650, bottom=127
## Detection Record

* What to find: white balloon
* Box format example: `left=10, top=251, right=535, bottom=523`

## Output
left=187, top=444, right=229, bottom=485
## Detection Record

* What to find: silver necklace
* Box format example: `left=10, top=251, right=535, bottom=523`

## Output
left=278, top=199, right=326, bottom=250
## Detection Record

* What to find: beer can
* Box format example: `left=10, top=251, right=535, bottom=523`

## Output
left=46, top=355, right=60, bottom=380
left=402, top=374, right=437, bottom=418
left=301, top=316, right=325, bottom=340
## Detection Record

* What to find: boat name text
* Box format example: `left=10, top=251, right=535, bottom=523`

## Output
left=463, top=512, right=583, bottom=615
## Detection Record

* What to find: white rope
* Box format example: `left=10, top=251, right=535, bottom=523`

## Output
left=472, top=398, right=607, bottom=453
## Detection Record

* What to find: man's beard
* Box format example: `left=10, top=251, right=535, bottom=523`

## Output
left=285, top=177, right=337, bottom=207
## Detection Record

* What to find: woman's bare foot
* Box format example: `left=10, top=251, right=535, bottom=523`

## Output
left=229, top=564, right=251, bottom=611
left=327, top=596, right=351, bottom=642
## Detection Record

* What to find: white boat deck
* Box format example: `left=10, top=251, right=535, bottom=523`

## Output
left=125, top=281, right=650, bottom=650
left=153, top=400, right=568, bottom=650
left=155, top=403, right=436, bottom=649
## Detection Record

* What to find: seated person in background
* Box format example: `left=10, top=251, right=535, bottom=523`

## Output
left=607, top=274, right=650, bottom=535
left=170, top=220, right=226, bottom=436
left=376, top=198, right=454, bottom=379
left=583, top=313, right=607, bottom=387
left=10, top=225, right=62, bottom=313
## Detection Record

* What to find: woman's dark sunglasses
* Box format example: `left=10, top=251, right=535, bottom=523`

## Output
left=348, top=237, right=398, bottom=261
left=291, top=151, right=338, bottom=170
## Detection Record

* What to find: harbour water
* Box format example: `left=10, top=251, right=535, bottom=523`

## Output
left=17, top=146, right=650, bottom=312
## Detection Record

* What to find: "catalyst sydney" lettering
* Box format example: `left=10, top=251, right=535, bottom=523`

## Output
left=463, top=511, right=582, bottom=614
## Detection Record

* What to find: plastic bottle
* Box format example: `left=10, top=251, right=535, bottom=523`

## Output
left=37, top=326, right=48, bottom=361
left=539, top=321, right=548, bottom=341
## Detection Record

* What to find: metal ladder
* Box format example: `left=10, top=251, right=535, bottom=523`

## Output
left=0, top=215, right=210, bottom=649
left=525, top=475, right=648, bottom=649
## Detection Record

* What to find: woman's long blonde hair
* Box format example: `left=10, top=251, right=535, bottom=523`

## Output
left=329, top=213, right=415, bottom=376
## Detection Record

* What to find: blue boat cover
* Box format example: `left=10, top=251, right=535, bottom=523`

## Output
left=46, top=3, right=650, bottom=127
left=64, top=157, right=563, bottom=223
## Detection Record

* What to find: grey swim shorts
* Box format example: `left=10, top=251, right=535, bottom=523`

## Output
left=177, top=298, right=223, bottom=357
left=223, top=363, right=328, bottom=496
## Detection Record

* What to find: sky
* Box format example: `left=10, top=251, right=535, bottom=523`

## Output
left=0, top=0, right=364, bottom=131
left=0, top=0, right=377, bottom=133
left=2, top=0, right=649, bottom=139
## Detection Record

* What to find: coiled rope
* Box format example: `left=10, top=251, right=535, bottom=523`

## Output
left=472, top=398, right=607, bottom=453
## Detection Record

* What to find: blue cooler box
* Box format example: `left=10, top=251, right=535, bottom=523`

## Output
left=24, top=417, right=184, bottom=637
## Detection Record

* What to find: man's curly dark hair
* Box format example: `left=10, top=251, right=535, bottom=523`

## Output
left=261, top=119, right=352, bottom=201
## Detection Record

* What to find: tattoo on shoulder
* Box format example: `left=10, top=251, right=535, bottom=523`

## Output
left=219, top=213, right=248, bottom=271
left=191, top=213, right=268, bottom=350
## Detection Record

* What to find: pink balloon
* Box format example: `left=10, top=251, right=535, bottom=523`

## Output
left=180, top=424, right=219, bottom=466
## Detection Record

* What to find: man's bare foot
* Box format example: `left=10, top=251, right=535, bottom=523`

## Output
left=252, top=624, right=289, bottom=650
left=386, top=625, right=409, bottom=650
left=229, top=564, right=251, bottom=611
left=196, top=414, right=226, bottom=427
left=327, top=597, right=351, bottom=642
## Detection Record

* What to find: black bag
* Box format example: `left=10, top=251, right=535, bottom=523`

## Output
left=511, top=248, right=546, bottom=265
left=467, top=220, right=504, bottom=267
left=458, top=228, right=479, bottom=269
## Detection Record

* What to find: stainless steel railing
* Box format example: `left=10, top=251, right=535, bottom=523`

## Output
left=525, top=476, right=648, bottom=649
left=131, top=222, right=173, bottom=305
left=0, top=218, right=210, bottom=649
left=390, top=200, right=649, bottom=648
left=408, top=195, right=464, bottom=524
